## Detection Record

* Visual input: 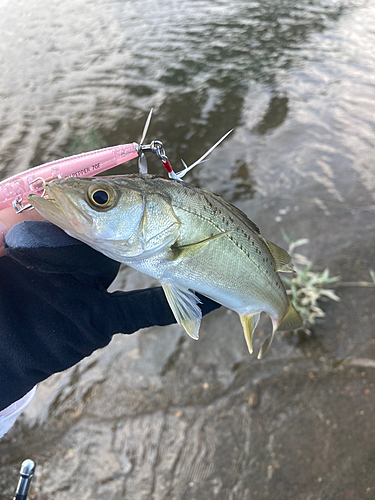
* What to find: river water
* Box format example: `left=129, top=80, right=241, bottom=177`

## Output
left=1, top=0, right=375, bottom=499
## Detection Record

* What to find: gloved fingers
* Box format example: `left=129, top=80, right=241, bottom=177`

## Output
left=5, top=220, right=120, bottom=282
left=5, top=220, right=79, bottom=251
left=92, top=287, right=221, bottom=336
left=4, top=221, right=221, bottom=334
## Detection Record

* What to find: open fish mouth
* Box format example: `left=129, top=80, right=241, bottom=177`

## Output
left=28, top=183, right=93, bottom=231
left=28, top=192, right=64, bottom=222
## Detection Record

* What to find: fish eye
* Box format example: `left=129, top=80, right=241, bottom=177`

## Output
left=87, top=184, right=117, bottom=210
left=92, top=189, right=109, bottom=206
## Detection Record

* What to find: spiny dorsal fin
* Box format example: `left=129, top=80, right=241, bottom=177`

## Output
left=161, top=283, right=202, bottom=340
left=262, top=239, right=294, bottom=273
left=277, top=300, right=303, bottom=332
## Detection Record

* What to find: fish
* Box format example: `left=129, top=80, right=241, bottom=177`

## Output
left=28, top=174, right=302, bottom=358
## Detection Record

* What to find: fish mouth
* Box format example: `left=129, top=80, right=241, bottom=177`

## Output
left=27, top=183, right=93, bottom=233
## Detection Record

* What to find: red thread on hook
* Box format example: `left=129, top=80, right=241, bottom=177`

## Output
left=162, top=160, right=173, bottom=173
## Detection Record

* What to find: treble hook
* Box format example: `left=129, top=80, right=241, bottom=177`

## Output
left=137, top=109, right=153, bottom=174
left=176, top=129, right=233, bottom=179
left=12, top=177, right=46, bottom=214
left=150, top=140, right=179, bottom=180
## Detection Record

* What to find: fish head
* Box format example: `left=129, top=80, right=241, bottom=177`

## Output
left=28, top=176, right=180, bottom=261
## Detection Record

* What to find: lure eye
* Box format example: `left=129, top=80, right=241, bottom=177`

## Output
left=87, top=184, right=117, bottom=210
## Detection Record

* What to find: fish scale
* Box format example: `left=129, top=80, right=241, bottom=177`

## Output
left=28, top=174, right=302, bottom=358
left=155, top=177, right=282, bottom=290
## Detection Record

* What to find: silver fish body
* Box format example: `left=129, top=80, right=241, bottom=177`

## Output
left=28, top=174, right=302, bottom=358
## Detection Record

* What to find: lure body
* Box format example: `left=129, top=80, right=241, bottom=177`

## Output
left=0, top=143, right=138, bottom=212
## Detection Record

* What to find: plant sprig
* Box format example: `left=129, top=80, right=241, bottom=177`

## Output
left=282, top=237, right=340, bottom=334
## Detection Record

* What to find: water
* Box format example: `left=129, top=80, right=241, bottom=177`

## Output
left=1, top=0, right=375, bottom=498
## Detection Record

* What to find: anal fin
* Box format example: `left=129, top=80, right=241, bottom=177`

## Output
left=161, top=283, right=202, bottom=340
left=239, top=312, right=261, bottom=354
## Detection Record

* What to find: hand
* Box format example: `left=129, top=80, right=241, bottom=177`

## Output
left=0, top=220, right=220, bottom=411
left=0, top=207, right=44, bottom=257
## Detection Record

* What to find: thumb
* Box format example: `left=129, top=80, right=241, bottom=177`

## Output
left=0, top=207, right=44, bottom=257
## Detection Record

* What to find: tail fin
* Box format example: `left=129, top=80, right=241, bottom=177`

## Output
left=239, top=312, right=261, bottom=354
left=257, top=301, right=302, bottom=359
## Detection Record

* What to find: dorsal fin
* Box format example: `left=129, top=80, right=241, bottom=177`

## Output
left=207, top=191, right=261, bottom=234
left=262, top=239, right=294, bottom=273
left=277, top=301, right=303, bottom=332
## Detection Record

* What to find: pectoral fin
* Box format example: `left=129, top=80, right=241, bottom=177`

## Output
left=239, top=312, right=261, bottom=354
left=172, top=231, right=231, bottom=251
left=262, top=238, right=294, bottom=273
left=161, top=283, right=202, bottom=340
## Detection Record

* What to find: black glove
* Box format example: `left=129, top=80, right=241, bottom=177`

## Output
left=0, top=221, right=220, bottom=411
